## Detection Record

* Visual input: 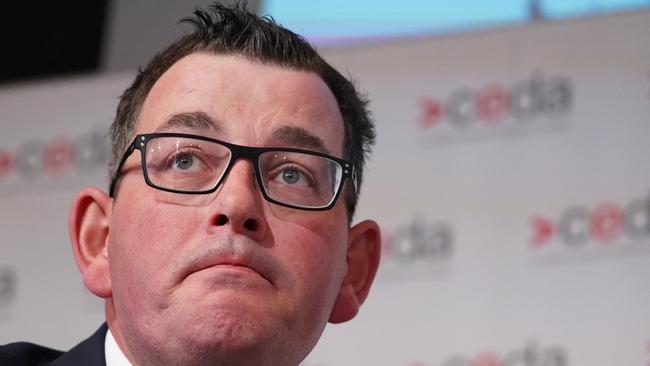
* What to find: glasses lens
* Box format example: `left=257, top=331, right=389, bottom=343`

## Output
left=144, top=136, right=231, bottom=192
left=258, top=151, right=342, bottom=208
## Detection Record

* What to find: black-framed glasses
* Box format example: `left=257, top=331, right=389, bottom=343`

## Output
left=109, top=133, right=356, bottom=210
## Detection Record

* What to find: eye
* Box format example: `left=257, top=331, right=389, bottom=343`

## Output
left=281, top=168, right=301, bottom=184
left=268, top=164, right=315, bottom=188
left=173, top=154, right=195, bottom=170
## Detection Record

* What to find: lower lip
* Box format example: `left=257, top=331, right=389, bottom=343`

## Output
left=191, top=264, right=271, bottom=288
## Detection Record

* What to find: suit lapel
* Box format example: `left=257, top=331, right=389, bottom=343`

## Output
left=49, top=323, right=108, bottom=366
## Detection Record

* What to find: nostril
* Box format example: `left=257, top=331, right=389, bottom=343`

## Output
left=215, top=214, right=229, bottom=226
left=243, top=218, right=258, bottom=231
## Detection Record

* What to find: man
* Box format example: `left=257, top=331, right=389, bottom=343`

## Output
left=0, top=2, right=380, bottom=366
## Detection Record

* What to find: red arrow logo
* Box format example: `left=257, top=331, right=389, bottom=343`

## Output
left=419, top=97, right=445, bottom=127
left=530, top=216, right=555, bottom=248
left=0, top=149, right=13, bottom=178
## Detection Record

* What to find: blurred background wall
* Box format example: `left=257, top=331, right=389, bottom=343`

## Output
left=1, top=1, right=649, bottom=365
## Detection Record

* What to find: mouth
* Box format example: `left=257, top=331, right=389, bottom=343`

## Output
left=197, top=262, right=260, bottom=276
left=198, top=263, right=266, bottom=281
left=171, top=236, right=282, bottom=292
left=183, top=255, right=275, bottom=289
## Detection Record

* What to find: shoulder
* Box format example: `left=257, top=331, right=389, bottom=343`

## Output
left=0, top=324, right=108, bottom=366
left=0, top=342, right=62, bottom=365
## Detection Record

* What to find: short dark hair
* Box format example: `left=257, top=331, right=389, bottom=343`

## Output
left=110, top=2, right=375, bottom=218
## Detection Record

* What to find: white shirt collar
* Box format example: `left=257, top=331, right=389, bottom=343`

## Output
left=105, top=327, right=133, bottom=366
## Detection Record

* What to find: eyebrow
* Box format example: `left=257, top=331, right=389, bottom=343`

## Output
left=155, top=113, right=329, bottom=153
left=155, top=111, right=222, bottom=133
left=272, top=126, right=329, bottom=154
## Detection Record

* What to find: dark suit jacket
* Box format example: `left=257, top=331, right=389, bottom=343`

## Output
left=0, top=323, right=107, bottom=366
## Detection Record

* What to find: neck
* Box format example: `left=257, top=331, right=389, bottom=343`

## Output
left=105, top=299, right=139, bottom=365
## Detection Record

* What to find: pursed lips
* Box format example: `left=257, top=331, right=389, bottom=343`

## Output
left=181, top=251, right=276, bottom=288
left=195, top=261, right=265, bottom=280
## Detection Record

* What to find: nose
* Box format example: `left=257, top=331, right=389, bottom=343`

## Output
left=205, top=159, right=268, bottom=241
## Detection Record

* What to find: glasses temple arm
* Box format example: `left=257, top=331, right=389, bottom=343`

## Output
left=108, top=142, right=137, bottom=197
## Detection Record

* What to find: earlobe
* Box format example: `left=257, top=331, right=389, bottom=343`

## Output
left=69, top=186, right=113, bottom=298
left=329, top=219, right=381, bottom=324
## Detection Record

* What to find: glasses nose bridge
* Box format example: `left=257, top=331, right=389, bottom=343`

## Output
left=229, top=144, right=260, bottom=164
left=223, top=144, right=262, bottom=186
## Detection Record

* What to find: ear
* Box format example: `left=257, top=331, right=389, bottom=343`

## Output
left=329, top=219, right=381, bottom=324
left=69, top=186, right=113, bottom=298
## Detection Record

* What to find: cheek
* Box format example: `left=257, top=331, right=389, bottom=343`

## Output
left=108, top=198, right=202, bottom=306
left=270, top=211, right=349, bottom=298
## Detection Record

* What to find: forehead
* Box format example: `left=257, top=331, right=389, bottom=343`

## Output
left=137, top=53, right=345, bottom=156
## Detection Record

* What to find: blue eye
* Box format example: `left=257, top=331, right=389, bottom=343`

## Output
left=173, top=154, right=194, bottom=170
left=282, top=169, right=301, bottom=184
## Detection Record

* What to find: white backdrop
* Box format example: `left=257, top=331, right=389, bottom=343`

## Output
left=1, top=10, right=649, bottom=366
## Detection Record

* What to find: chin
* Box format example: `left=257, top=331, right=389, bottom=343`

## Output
left=170, top=319, right=298, bottom=366
left=174, top=300, right=281, bottom=349
left=175, top=302, right=320, bottom=366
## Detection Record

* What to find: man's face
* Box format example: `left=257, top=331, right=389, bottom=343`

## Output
left=107, top=54, right=352, bottom=365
